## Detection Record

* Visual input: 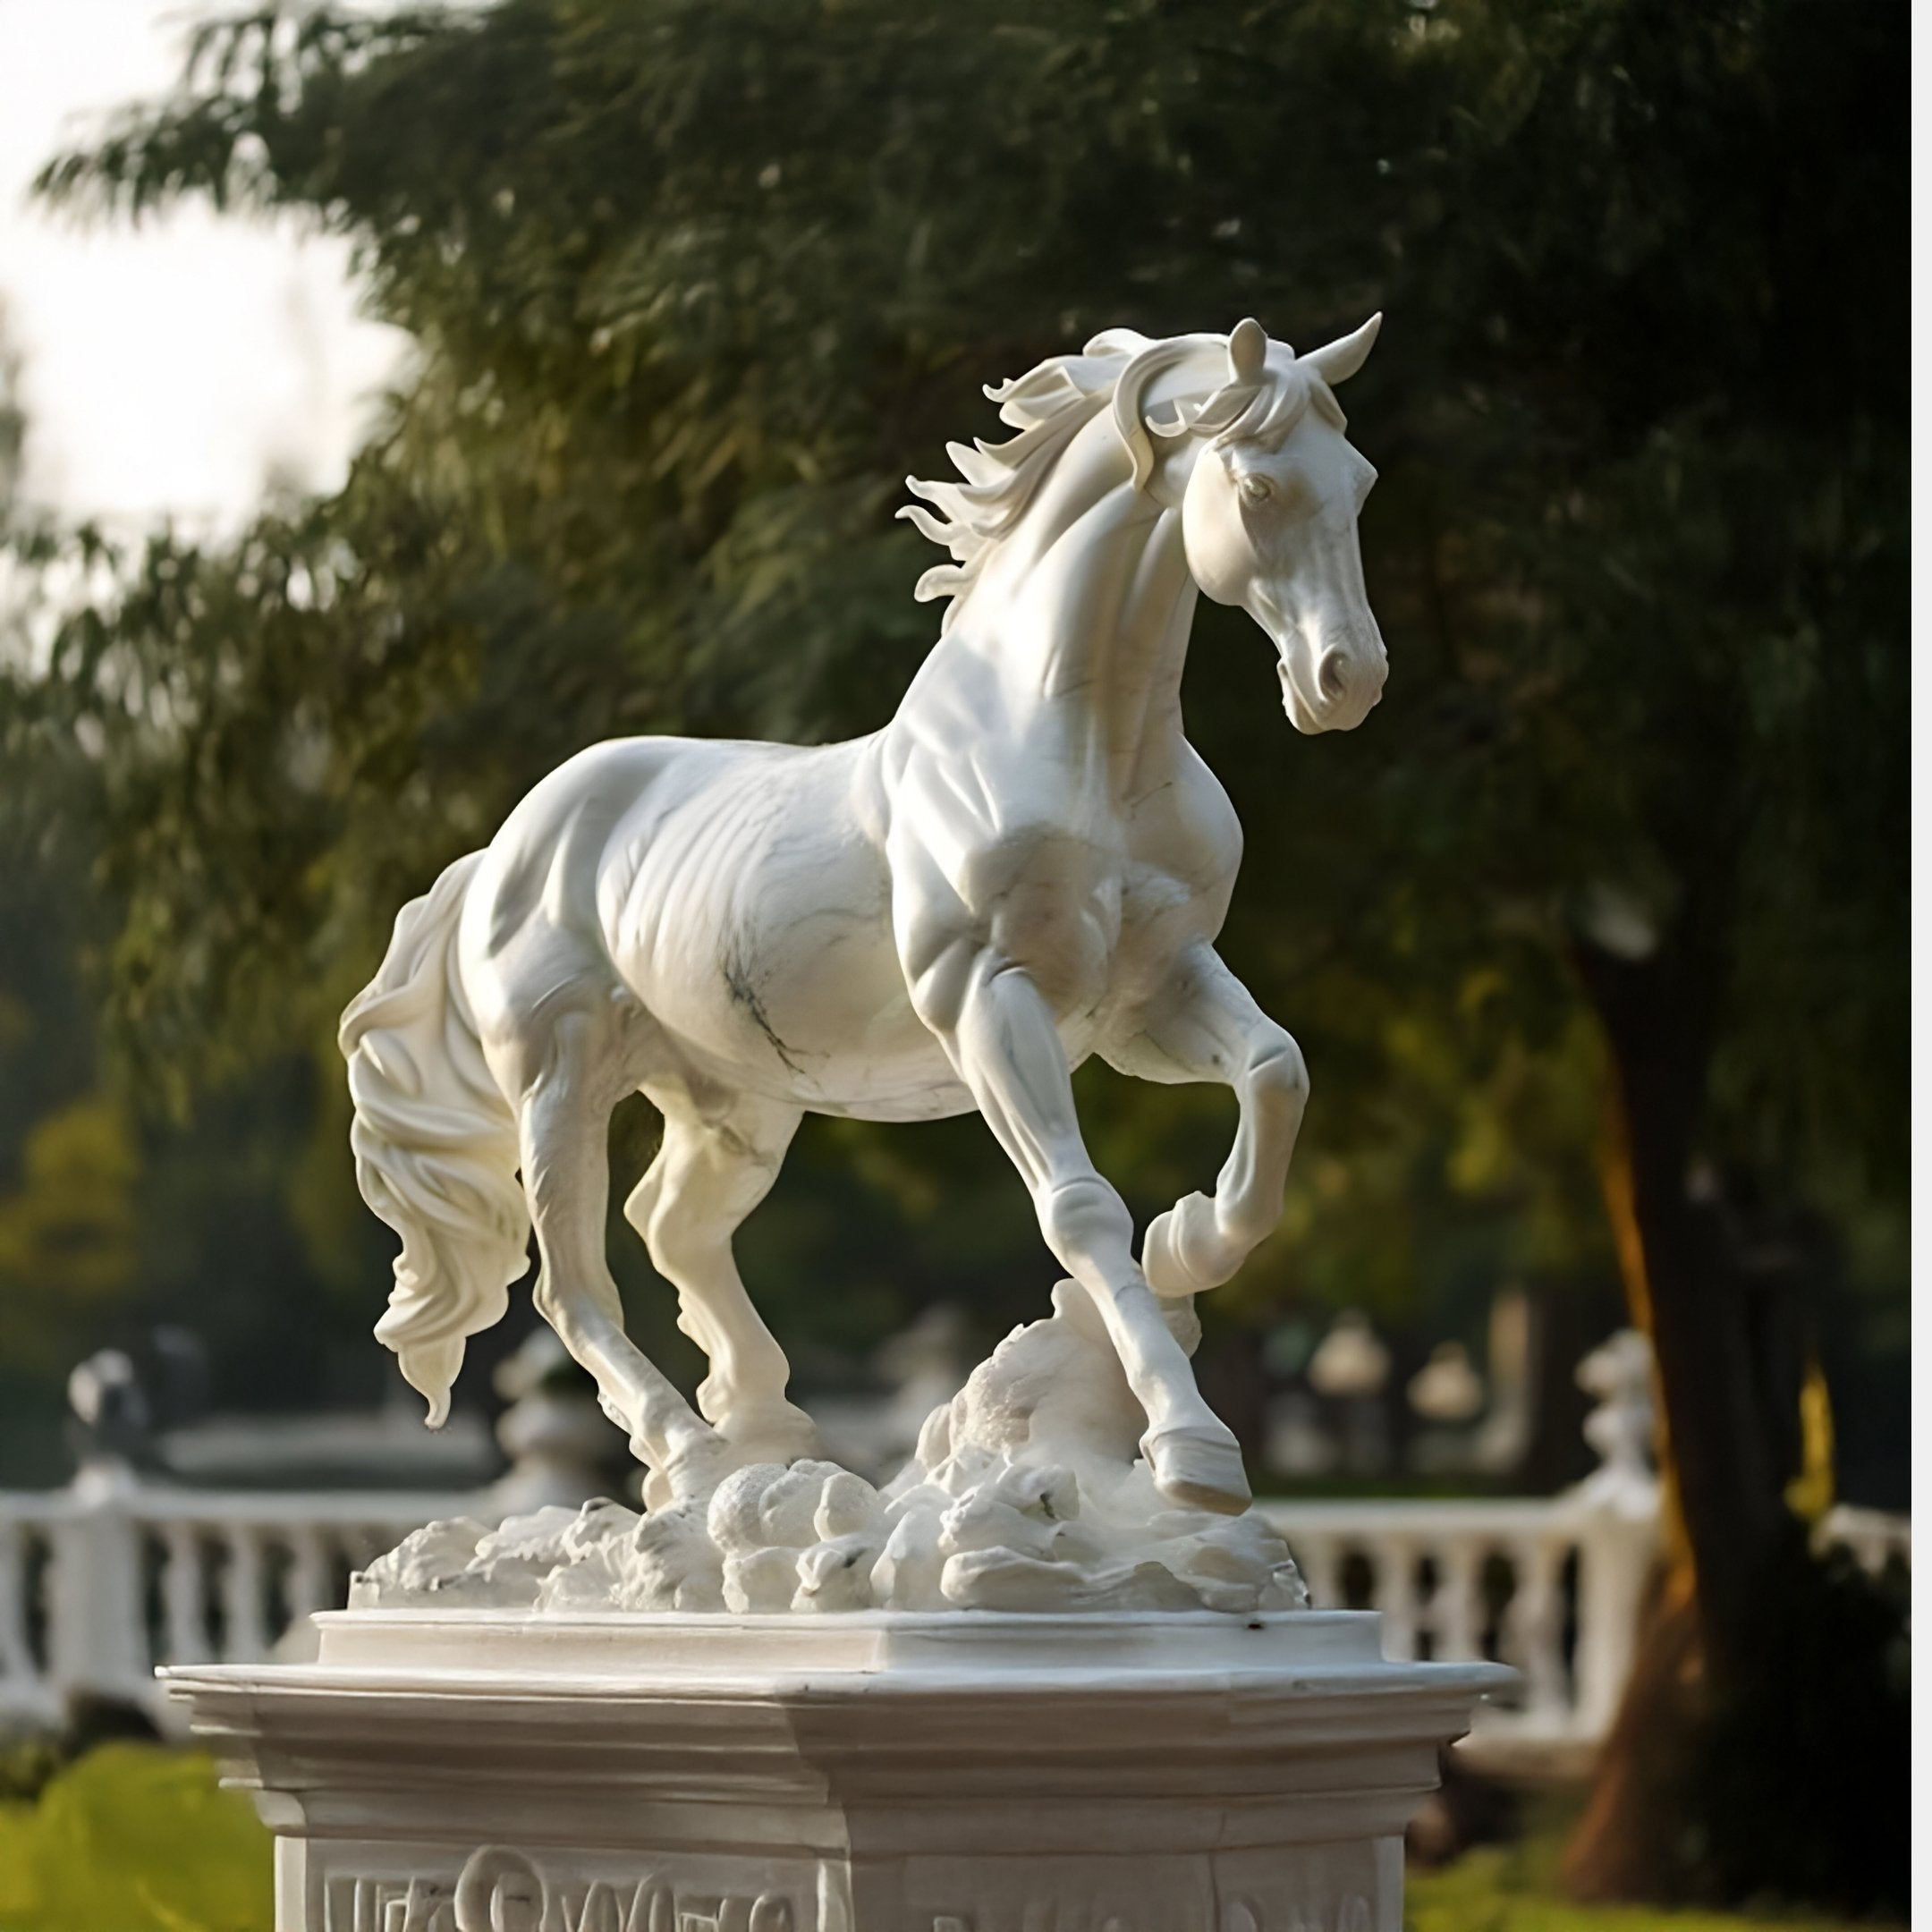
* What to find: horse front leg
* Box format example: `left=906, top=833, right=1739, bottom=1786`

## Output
left=906, top=933, right=1250, bottom=1515
left=1103, top=942, right=1309, bottom=1300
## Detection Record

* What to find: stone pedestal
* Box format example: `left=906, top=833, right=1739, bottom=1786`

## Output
left=165, top=1609, right=1511, bottom=1932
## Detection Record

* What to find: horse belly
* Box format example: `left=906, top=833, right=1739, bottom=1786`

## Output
left=607, top=750, right=965, bottom=1118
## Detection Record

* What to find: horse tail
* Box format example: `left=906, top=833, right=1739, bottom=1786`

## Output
left=338, top=850, right=528, bottom=1425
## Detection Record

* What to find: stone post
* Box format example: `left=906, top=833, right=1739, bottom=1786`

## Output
left=47, top=1350, right=155, bottom=1712
left=1565, top=1330, right=1661, bottom=1739
left=47, top=1460, right=149, bottom=1711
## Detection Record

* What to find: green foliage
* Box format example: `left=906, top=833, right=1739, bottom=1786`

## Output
left=0, top=1095, right=140, bottom=1374
left=0, top=1745, right=272, bottom=1932
left=1408, top=1832, right=1894, bottom=1931
left=27, top=0, right=1445, bottom=1087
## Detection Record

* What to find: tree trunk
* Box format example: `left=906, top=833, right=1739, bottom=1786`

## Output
left=1561, top=1564, right=1705, bottom=1900
left=1559, top=914, right=1807, bottom=1901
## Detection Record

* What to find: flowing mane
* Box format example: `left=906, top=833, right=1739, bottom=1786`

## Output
left=899, top=325, right=1342, bottom=629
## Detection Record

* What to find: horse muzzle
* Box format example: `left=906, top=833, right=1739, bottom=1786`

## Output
left=1278, top=640, right=1385, bottom=733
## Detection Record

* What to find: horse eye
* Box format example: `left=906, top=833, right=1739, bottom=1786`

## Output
left=1238, top=473, right=1275, bottom=506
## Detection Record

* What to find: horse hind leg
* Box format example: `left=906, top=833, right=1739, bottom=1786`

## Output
left=624, top=1091, right=818, bottom=1468
left=499, top=1003, right=725, bottom=1506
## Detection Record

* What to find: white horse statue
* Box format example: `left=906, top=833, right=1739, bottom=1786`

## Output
left=341, top=315, right=1387, bottom=1518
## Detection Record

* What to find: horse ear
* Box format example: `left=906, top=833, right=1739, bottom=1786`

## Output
left=1303, top=312, right=1382, bottom=386
left=1228, top=317, right=1268, bottom=382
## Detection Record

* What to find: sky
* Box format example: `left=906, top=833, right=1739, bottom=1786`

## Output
left=0, top=0, right=408, bottom=535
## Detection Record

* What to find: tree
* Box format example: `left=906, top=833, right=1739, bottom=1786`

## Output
left=12, top=0, right=1905, bottom=1905
left=1397, top=8, right=1910, bottom=1901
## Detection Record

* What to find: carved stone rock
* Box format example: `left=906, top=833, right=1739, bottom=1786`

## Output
left=352, top=1286, right=1307, bottom=1620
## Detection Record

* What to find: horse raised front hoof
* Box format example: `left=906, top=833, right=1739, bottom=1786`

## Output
left=1142, top=1423, right=1252, bottom=1516
left=1143, top=1191, right=1233, bottom=1299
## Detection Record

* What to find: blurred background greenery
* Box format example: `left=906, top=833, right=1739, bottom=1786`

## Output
left=0, top=0, right=1907, bottom=1919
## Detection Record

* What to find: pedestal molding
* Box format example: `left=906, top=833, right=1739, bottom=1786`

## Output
left=165, top=1609, right=1510, bottom=1930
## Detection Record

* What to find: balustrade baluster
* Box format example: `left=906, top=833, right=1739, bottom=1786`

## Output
left=222, top=1527, right=271, bottom=1663
left=1373, top=1538, right=1418, bottom=1661
left=0, top=1521, right=35, bottom=1690
left=1506, top=1534, right=1567, bottom=1726
left=1435, top=1537, right=1482, bottom=1660
left=288, top=1528, right=332, bottom=1624
left=160, top=1522, right=213, bottom=1667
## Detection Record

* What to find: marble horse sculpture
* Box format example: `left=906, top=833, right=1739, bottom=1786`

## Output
left=340, top=315, right=1387, bottom=1519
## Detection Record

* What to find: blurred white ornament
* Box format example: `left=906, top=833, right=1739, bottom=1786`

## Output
left=1407, top=1342, right=1486, bottom=1424
left=1308, top=1311, right=1392, bottom=1400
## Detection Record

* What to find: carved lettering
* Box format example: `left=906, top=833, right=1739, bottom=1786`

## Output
left=377, top=1849, right=795, bottom=1932
left=329, top=1852, right=1371, bottom=1932
left=570, top=1881, right=623, bottom=1932
left=631, top=1883, right=675, bottom=1932
left=454, top=1846, right=543, bottom=1932
left=326, top=1876, right=454, bottom=1932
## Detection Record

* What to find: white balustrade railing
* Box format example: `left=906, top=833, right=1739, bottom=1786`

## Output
left=1258, top=1330, right=1911, bottom=1771
left=1257, top=1493, right=1907, bottom=1775
left=1258, top=1482, right=1657, bottom=1771
left=0, top=1332, right=624, bottom=1733
left=0, top=1462, right=482, bottom=1730
left=0, top=1332, right=1909, bottom=1767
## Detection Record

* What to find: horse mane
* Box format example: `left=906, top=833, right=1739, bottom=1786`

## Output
left=900, top=326, right=1338, bottom=630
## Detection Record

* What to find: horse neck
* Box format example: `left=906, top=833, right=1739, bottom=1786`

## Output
left=965, top=422, right=1198, bottom=790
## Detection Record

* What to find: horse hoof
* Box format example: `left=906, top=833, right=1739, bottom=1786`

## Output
left=648, top=1431, right=733, bottom=1510
left=1143, top=1424, right=1251, bottom=1516
left=722, top=1402, right=821, bottom=1469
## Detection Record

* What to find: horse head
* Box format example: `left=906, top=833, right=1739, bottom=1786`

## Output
left=1119, top=315, right=1387, bottom=733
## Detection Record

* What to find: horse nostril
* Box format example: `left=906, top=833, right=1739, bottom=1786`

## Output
left=1318, top=653, right=1349, bottom=703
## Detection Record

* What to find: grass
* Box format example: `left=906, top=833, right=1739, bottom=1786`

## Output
left=1406, top=1806, right=1891, bottom=1932
left=0, top=1744, right=1897, bottom=1932
left=0, top=1743, right=271, bottom=1932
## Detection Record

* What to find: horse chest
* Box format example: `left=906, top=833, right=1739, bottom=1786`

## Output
left=962, top=826, right=1118, bottom=1002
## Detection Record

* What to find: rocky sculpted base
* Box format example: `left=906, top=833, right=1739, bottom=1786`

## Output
left=356, top=1285, right=1305, bottom=1616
